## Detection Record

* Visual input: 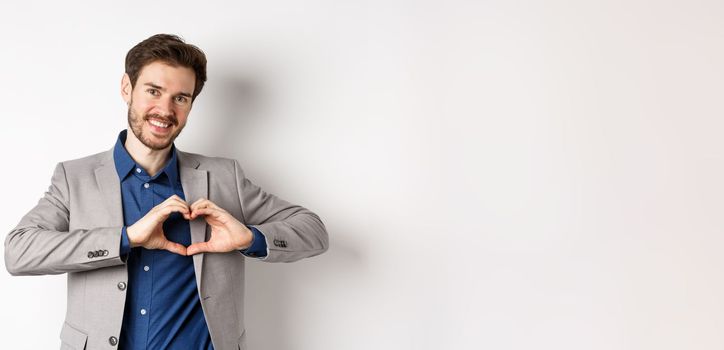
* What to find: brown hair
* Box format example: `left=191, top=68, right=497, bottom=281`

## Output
left=125, top=34, right=207, bottom=100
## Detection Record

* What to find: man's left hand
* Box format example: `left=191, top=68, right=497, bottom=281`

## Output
left=186, top=198, right=253, bottom=255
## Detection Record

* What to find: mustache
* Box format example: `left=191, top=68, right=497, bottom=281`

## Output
left=144, top=114, right=178, bottom=126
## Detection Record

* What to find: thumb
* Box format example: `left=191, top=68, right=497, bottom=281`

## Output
left=187, top=242, right=211, bottom=256
left=162, top=240, right=188, bottom=256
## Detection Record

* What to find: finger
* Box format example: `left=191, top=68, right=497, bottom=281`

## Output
left=189, top=200, right=204, bottom=217
left=190, top=200, right=208, bottom=214
left=190, top=198, right=220, bottom=213
left=190, top=207, right=225, bottom=221
left=205, top=199, right=221, bottom=210
left=190, top=202, right=215, bottom=218
left=164, top=195, right=190, bottom=209
left=190, top=198, right=207, bottom=208
left=191, top=201, right=229, bottom=220
left=164, top=194, right=187, bottom=204
left=158, top=203, right=190, bottom=215
left=161, top=195, right=190, bottom=212
left=156, top=198, right=190, bottom=214
left=167, top=199, right=193, bottom=220
left=156, top=204, right=191, bottom=221
left=186, top=242, right=211, bottom=256
left=162, top=240, right=188, bottom=256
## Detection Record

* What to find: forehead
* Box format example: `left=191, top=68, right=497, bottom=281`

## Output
left=136, top=60, right=196, bottom=93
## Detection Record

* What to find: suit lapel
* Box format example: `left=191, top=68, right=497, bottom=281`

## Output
left=178, top=151, right=209, bottom=290
left=95, top=150, right=124, bottom=227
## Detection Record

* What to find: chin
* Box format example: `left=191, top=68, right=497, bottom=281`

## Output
left=138, top=132, right=169, bottom=150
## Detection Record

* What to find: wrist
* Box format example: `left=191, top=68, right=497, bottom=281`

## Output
left=237, top=226, right=254, bottom=250
left=126, top=225, right=141, bottom=248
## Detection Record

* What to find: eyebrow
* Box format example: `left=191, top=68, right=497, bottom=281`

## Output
left=143, top=82, right=193, bottom=98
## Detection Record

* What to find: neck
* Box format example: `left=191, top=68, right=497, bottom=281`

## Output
left=124, top=128, right=171, bottom=177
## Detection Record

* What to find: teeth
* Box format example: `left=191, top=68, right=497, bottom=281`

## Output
left=149, top=120, right=169, bottom=128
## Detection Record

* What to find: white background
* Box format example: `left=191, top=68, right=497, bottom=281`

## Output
left=1, top=0, right=723, bottom=349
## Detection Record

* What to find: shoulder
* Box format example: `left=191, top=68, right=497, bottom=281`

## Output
left=59, top=149, right=113, bottom=173
left=177, top=150, right=240, bottom=176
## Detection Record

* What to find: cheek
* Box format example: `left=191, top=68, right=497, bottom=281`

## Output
left=175, top=106, right=191, bottom=120
left=130, top=95, right=149, bottom=110
left=137, top=102, right=160, bottom=115
left=130, top=103, right=147, bottom=117
left=176, top=113, right=189, bottom=126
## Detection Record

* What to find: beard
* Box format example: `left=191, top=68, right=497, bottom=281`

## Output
left=127, top=99, right=185, bottom=150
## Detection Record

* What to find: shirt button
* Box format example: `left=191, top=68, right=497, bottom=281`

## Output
left=136, top=168, right=142, bottom=173
left=143, top=265, right=150, bottom=272
left=109, top=336, right=118, bottom=346
left=143, top=183, right=150, bottom=189
left=117, top=282, right=126, bottom=291
left=140, top=308, right=147, bottom=315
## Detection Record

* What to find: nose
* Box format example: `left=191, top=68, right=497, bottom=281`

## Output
left=153, top=97, right=175, bottom=117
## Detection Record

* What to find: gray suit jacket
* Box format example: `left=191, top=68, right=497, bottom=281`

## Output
left=4, top=147, right=329, bottom=350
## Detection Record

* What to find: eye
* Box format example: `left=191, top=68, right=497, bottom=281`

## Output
left=146, top=88, right=160, bottom=96
left=175, top=96, right=189, bottom=104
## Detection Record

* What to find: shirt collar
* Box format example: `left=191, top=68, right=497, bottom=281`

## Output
left=112, top=130, right=180, bottom=185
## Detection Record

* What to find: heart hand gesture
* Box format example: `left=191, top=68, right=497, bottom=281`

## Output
left=126, top=194, right=190, bottom=256
left=186, top=198, right=254, bottom=256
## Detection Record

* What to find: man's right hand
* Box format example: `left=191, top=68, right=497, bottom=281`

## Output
left=126, top=194, right=190, bottom=256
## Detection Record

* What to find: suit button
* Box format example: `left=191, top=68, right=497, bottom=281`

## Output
left=103, top=250, right=109, bottom=256
left=87, top=251, right=93, bottom=259
left=109, top=336, right=118, bottom=346
left=117, top=282, right=126, bottom=291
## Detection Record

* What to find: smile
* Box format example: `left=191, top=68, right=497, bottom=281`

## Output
left=148, top=119, right=171, bottom=128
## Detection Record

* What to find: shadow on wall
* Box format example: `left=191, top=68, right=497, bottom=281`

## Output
left=245, top=236, right=364, bottom=350
left=205, top=73, right=366, bottom=349
left=209, top=75, right=265, bottom=156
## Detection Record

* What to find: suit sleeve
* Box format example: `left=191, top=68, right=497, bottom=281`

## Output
left=234, top=160, right=329, bottom=263
left=4, top=163, right=126, bottom=276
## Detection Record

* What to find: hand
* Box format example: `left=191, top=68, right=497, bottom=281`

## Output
left=186, top=198, right=253, bottom=256
left=126, top=194, right=190, bottom=256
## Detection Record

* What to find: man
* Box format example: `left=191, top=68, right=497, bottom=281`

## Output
left=4, top=34, right=329, bottom=350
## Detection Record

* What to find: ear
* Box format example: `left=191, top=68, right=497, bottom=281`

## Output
left=121, top=73, right=133, bottom=105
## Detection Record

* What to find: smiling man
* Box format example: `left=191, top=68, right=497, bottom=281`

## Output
left=4, top=34, right=329, bottom=350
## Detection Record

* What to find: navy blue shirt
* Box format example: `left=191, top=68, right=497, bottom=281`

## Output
left=113, top=130, right=267, bottom=349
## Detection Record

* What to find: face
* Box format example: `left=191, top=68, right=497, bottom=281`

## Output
left=122, top=61, right=196, bottom=151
